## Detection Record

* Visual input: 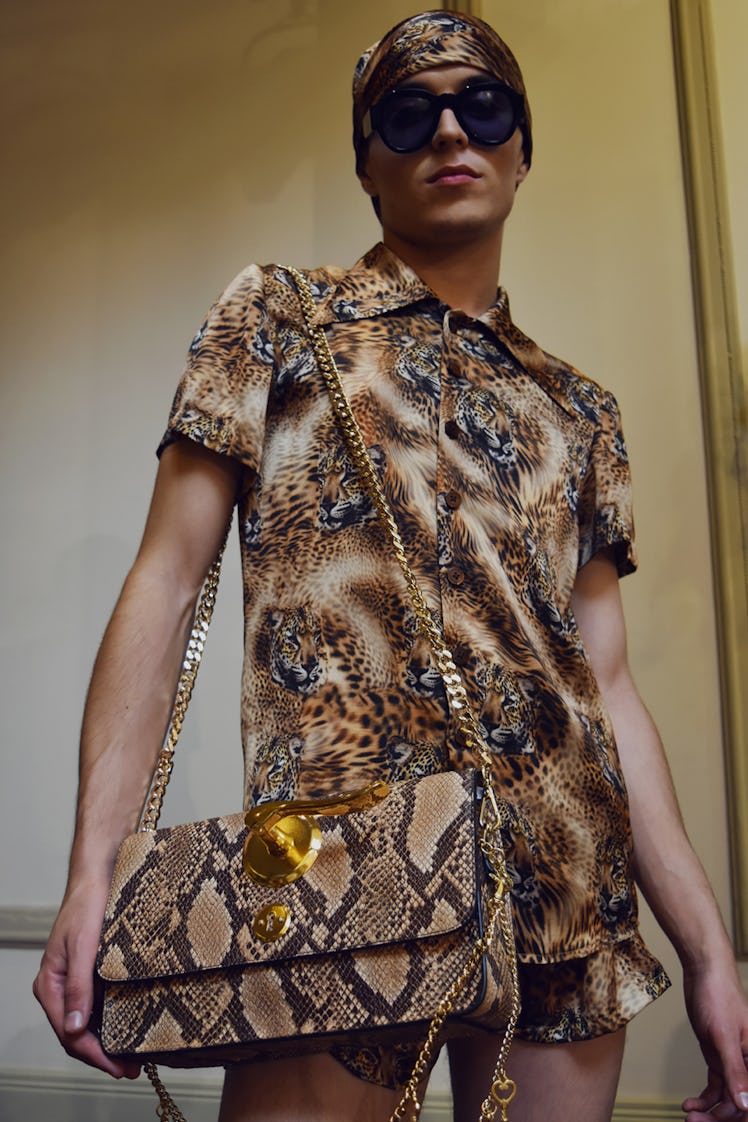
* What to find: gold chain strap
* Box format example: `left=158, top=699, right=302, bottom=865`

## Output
left=286, top=270, right=500, bottom=807
left=137, top=549, right=228, bottom=1121
left=139, top=540, right=226, bottom=832
left=286, top=266, right=521, bottom=1121
left=137, top=270, right=522, bottom=1121
left=144, top=1063, right=188, bottom=1121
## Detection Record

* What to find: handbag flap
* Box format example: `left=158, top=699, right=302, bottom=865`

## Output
left=97, top=770, right=481, bottom=983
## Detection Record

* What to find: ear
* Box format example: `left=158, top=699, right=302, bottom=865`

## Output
left=515, top=155, right=530, bottom=190
left=357, top=164, right=378, bottom=199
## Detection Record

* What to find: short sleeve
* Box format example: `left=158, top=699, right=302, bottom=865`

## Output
left=158, top=264, right=276, bottom=473
left=576, top=391, right=637, bottom=577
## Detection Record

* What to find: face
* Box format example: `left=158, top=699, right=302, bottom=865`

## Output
left=358, top=65, right=529, bottom=254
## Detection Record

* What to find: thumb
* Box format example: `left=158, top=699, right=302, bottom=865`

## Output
left=731, top=1089, right=748, bottom=1114
left=64, top=974, right=92, bottom=1035
left=63, top=931, right=97, bottom=1036
left=721, top=1048, right=748, bottom=1114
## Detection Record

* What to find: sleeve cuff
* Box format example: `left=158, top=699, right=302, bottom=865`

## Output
left=156, top=409, right=242, bottom=462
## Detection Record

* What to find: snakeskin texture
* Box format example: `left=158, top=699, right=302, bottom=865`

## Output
left=96, top=770, right=514, bottom=1065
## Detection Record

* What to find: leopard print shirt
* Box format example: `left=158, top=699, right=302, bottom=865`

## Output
left=161, top=243, right=640, bottom=965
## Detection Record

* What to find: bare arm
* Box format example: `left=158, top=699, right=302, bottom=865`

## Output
left=33, top=439, right=241, bottom=1076
left=572, top=550, right=748, bottom=1120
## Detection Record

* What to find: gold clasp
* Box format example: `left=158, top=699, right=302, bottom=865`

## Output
left=243, top=780, right=390, bottom=885
left=252, top=903, right=292, bottom=942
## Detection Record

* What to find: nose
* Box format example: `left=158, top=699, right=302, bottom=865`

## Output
left=431, top=106, right=468, bottom=149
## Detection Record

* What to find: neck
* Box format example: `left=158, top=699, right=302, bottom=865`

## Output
left=382, top=228, right=504, bottom=317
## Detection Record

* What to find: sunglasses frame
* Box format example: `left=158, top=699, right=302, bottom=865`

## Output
left=362, top=80, right=524, bottom=154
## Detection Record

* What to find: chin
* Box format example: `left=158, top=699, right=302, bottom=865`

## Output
left=385, top=199, right=515, bottom=249
left=434, top=214, right=497, bottom=239
left=416, top=214, right=504, bottom=248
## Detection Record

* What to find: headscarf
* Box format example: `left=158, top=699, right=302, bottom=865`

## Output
left=352, top=10, right=532, bottom=170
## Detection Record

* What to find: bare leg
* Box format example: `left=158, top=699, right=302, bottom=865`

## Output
left=219, top=1052, right=408, bottom=1122
left=448, top=1029, right=626, bottom=1122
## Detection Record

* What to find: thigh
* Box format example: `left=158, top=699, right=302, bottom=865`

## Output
left=219, top=1052, right=408, bottom=1122
left=448, top=1028, right=626, bottom=1122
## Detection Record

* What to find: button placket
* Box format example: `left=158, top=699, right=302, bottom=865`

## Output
left=436, top=314, right=469, bottom=711
left=442, top=312, right=467, bottom=443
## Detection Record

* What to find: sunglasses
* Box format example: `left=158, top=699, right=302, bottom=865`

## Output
left=363, top=81, right=524, bottom=154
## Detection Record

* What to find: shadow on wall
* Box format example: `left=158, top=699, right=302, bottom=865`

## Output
left=2, top=0, right=324, bottom=225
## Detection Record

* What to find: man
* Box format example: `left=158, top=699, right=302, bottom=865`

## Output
left=34, top=11, right=748, bottom=1122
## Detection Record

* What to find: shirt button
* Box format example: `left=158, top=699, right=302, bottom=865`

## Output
left=448, top=360, right=461, bottom=378
left=446, top=565, right=465, bottom=586
left=452, top=642, right=471, bottom=667
left=444, top=419, right=460, bottom=440
left=444, top=490, right=462, bottom=510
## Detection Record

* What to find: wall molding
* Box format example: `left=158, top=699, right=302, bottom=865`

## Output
left=670, top=0, right=748, bottom=954
left=0, top=1068, right=684, bottom=1121
left=0, top=906, right=55, bottom=948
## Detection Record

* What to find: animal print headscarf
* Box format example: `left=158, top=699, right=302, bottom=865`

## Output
left=352, top=9, right=532, bottom=170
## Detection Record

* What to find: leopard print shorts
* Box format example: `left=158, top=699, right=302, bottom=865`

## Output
left=330, top=935, right=670, bottom=1088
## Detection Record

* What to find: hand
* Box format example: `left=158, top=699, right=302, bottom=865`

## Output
left=33, top=881, right=140, bottom=1079
left=681, top=962, right=748, bottom=1120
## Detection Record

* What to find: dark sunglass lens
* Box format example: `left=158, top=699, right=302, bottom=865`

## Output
left=461, top=85, right=518, bottom=145
left=378, top=92, right=435, bottom=151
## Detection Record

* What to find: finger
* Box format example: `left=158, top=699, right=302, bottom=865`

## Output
left=683, top=1096, right=721, bottom=1114
left=62, top=928, right=142, bottom=1078
left=706, top=1032, right=748, bottom=1116
left=684, top=1101, right=743, bottom=1122
left=35, top=930, right=139, bottom=1079
left=726, top=1071, right=748, bottom=1115
left=63, top=929, right=98, bottom=1032
left=35, top=960, right=137, bottom=1078
left=33, top=949, right=69, bottom=1038
left=683, top=1071, right=724, bottom=1115
left=62, top=1026, right=141, bottom=1080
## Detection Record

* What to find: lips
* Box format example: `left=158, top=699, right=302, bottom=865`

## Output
left=427, top=164, right=480, bottom=185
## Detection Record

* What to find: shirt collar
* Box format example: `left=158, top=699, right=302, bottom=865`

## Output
left=310, top=242, right=547, bottom=378
left=305, top=244, right=590, bottom=425
left=311, top=243, right=433, bottom=325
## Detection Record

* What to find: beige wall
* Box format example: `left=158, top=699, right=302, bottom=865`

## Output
left=1, top=0, right=744, bottom=1112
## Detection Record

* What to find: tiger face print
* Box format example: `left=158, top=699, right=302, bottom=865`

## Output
left=394, top=339, right=441, bottom=400
left=478, top=663, right=536, bottom=756
left=250, top=733, right=304, bottom=803
left=241, top=472, right=263, bottom=549
left=268, top=605, right=326, bottom=694
left=523, top=535, right=566, bottom=636
left=596, top=838, right=633, bottom=929
left=403, top=612, right=444, bottom=698
left=315, top=445, right=386, bottom=532
left=384, top=736, right=446, bottom=783
left=579, top=713, right=626, bottom=796
left=454, top=386, right=516, bottom=467
left=275, top=324, right=316, bottom=393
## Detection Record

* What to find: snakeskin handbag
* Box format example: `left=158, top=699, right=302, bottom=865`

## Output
left=94, top=268, right=521, bottom=1122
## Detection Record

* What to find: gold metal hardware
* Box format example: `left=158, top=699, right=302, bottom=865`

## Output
left=144, top=1064, right=188, bottom=1122
left=139, top=536, right=227, bottom=834
left=253, top=904, right=292, bottom=943
left=242, top=780, right=390, bottom=886
left=491, top=1076, right=518, bottom=1122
